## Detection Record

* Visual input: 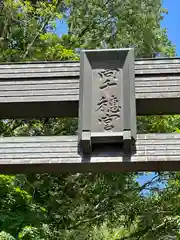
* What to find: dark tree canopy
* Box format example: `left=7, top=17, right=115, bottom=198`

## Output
left=0, top=1, right=179, bottom=239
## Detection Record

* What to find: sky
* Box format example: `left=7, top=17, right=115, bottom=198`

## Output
left=56, top=19, right=68, bottom=36
left=55, top=0, right=179, bottom=187
left=161, top=0, right=180, bottom=56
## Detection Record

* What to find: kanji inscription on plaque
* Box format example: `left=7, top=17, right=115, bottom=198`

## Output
left=98, top=69, right=119, bottom=89
left=96, top=68, right=121, bottom=131
left=78, top=48, right=136, bottom=154
left=96, top=94, right=121, bottom=131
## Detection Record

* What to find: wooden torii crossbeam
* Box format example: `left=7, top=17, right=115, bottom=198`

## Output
left=0, top=48, right=180, bottom=173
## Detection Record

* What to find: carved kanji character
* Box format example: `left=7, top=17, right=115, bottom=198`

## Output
left=108, top=95, right=121, bottom=119
left=96, top=96, right=108, bottom=111
left=98, top=115, right=114, bottom=131
left=98, top=69, right=119, bottom=89
left=96, top=94, right=121, bottom=131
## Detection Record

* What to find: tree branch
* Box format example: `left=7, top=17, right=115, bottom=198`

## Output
left=69, top=0, right=110, bottom=39
left=68, top=212, right=107, bottom=230
left=22, top=16, right=50, bottom=60
left=22, top=0, right=62, bottom=60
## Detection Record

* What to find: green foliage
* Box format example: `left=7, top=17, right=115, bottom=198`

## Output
left=35, top=33, right=79, bottom=61
left=68, top=0, right=176, bottom=57
left=0, top=175, right=46, bottom=237
left=18, top=227, right=41, bottom=240
left=138, top=115, right=180, bottom=133
left=0, top=0, right=179, bottom=239
left=0, top=0, right=76, bottom=62
left=0, top=118, right=78, bottom=137
left=0, top=232, right=15, bottom=240
left=52, top=223, right=131, bottom=240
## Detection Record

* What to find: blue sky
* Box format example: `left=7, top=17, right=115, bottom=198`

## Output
left=56, top=1, right=178, bottom=187
left=161, top=0, right=180, bottom=55
left=56, top=20, right=68, bottom=36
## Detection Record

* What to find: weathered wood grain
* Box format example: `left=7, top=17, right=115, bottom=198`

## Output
left=0, top=58, right=180, bottom=118
left=0, top=133, right=180, bottom=173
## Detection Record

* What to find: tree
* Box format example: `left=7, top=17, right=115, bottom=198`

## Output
left=67, top=0, right=175, bottom=57
left=0, top=174, right=47, bottom=238
left=0, top=0, right=179, bottom=239
left=0, top=0, right=75, bottom=62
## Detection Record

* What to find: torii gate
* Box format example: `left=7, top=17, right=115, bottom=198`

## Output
left=0, top=48, right=179, bottom=173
